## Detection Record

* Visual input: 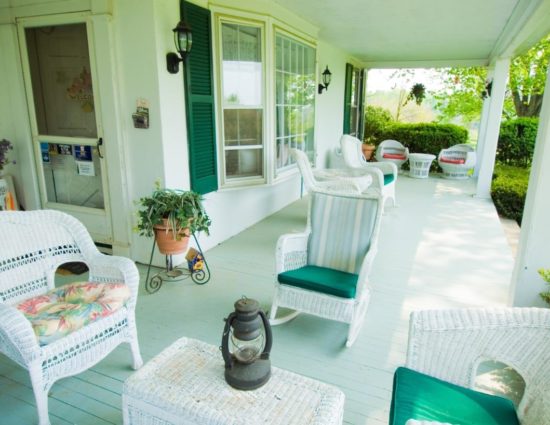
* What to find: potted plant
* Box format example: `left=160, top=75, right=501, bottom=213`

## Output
left=406, top=83, right=426, bottom=105
left=362, top=137, right=376, bottom=161
left=136, top=183, right=211, bottom=255
left=0, top=138, right=15, bottom=175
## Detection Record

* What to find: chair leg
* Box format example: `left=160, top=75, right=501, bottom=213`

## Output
left=346, top=298, right=370, bottom=348
left=29, top=366, right=50, bottom=425
left=128, top=321, right=143, bottom=370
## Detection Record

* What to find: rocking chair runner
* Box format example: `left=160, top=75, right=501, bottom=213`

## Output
left=269, top=188, right=383, bottom=347
left=0, top=210, right=143, bottom=425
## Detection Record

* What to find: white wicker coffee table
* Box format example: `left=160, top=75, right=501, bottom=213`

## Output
left=408, top=153, right=436, bottom=178
left=122, top=337, right=345, bottom=425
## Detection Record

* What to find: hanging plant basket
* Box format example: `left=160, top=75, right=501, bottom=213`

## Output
left=407, top=83, right=426, bottom=105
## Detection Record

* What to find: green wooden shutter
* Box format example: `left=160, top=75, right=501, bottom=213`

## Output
left=357, top=69, right=366, bottom=141
left=183, top=1, right=218, bottom=194
left=343, top=63, right=353, bottom=134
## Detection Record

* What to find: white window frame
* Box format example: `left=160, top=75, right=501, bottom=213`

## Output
left=273, top=30, right=316, bottom=175
left=215, top=15, right=267, bottom=188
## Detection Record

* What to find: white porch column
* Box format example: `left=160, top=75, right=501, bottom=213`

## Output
left=509, top=64, right=550, bottom=307
left=475, top=58, right=510, bottom=198
left=474, top=68, right=495, bottom=177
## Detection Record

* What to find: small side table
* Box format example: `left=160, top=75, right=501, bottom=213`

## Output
left=408, top=153, right=436, bottom=178
left=123, top=337, right=345, bottom=425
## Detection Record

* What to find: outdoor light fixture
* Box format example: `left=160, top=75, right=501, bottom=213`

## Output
left=221, top=297, right=272, bottom=390
left=318, top=65, right=332, bottom=94
left=166, top=20, right=193, bottom=74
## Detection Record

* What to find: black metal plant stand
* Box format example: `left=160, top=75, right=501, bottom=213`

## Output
left=144, top=232, right=211, bottom=294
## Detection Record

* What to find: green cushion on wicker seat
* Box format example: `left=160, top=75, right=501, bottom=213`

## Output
left=384, top=173, right=395, bottom=185
left=278, top=265, right=358, bottom=299
left=390, top=367, right=520, bottom=425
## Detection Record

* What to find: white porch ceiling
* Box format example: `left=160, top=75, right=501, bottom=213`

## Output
left=272, top=0, right=550, bottom=67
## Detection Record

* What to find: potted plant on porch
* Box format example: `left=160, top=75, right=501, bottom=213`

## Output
left=136, top=183, right=211, bottom=255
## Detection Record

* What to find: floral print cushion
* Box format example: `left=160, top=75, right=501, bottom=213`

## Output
left=16, top=281, right=130, bottom=346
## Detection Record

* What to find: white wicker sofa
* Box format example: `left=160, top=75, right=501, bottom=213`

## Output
left=0, top=210, right=143, bottom=425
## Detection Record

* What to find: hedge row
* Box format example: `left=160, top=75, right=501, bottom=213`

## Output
left=491, top=164, right=529, bottom=225
left=377, top=123, right=469, bottom=155
left=497, top=117, right=539, bottom=167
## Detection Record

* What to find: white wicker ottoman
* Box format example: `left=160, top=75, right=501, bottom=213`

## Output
left=122, top=337, right=345, bottom=425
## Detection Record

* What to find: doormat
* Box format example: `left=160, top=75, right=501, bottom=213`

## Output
left=57, top=262, right=89, bottom=276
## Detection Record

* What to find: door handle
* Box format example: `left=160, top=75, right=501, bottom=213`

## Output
left=97, top=137, right=104, bottom=158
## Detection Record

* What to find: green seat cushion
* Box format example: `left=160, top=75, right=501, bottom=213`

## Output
left=384, top=173, right=395, bottom=185
left=278, top=265, right=358, bottom=298
left=390, top=367, right=520, bottom=425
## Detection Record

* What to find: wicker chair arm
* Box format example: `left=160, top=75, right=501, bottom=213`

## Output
left=0, top=303, right=40, bottom=365
left=367, top=161, right=398, bottom=178
left=276, top=232, right=309, bottom=274
left=87, top=254, right=140, bottom=303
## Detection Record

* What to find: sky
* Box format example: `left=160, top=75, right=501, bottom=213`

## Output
left=367, top=68, right=445, bottom=93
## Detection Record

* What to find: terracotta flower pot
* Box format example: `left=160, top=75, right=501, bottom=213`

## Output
left=362, top=144, right=376, bottom=161
left=153, top=219, right=190, bottom=255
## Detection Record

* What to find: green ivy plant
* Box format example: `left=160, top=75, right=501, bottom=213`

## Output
left=136, top=182, right=211, bottom=240
left=539, top=269, right=550, bottom=305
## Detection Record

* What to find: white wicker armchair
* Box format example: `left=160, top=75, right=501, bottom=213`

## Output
left=437, top=144, right=476, bottom=179
left=340, top=134, right=398, bottom=210
left=269, top=188, right=383, bottom=347
left=392, top=308, right=550, bottom=425
left=291, top=148, right=372, bottom=194
left=0, top=210, right=143, bottom=425
left=376, top=139, right=409, bottom=170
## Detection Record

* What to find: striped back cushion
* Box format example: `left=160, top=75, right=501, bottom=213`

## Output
left=308, top=192, right=378, bottom=274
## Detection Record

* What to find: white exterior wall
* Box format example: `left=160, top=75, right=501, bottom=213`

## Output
left=0, top=0, right=356, bottom=266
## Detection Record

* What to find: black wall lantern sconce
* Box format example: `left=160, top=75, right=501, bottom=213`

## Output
left=221, top=297, right=272, bottom=390
left=318, top=66, right=332, bottom=94
left=166, top=20, right=193, bottom=74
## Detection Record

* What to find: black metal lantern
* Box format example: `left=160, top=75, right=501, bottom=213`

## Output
left=318, top=66, right=332, bottom=94
left=221, top=298, right=272, bottom=390
left=166, top=20, right=193, bottom=74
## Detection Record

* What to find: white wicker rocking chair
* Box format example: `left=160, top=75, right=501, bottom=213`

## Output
left=340, top=134, right=398, bottom=210
left=390, top=308, right=550, bottom=425
left=0, top=210, right=143, bottom=425
left=269, top=188, right=383, bottom=347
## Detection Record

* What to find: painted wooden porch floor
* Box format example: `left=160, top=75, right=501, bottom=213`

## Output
left=0, top=175, right=515, bottom=425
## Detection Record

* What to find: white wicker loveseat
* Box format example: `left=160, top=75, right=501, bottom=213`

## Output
left=0, top=210, right=143, bottom=425
left=437, top=144, right=476, bottom=179
left=390, top=308, right=550, bottom=425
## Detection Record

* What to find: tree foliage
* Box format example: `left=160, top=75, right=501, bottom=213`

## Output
left=434, top=34, right=550, bottom=122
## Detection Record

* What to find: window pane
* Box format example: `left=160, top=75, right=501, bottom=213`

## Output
left=275, top=33, right=315, bottom=170
left=25, top=24, right=97, bottom=138
left=225, top=148, right=263, bottom=178
left=222, top=23, right=262, bottom=106
left=224, top=109, right=263, bottom=147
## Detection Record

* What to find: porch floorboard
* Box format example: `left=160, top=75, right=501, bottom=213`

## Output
left=0, top=175, right=515, bottom=425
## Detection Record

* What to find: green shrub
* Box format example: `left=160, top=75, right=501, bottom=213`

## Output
left=364, top=105, right=393, bottom=144
left=497, top=118, right=539, bottom=167
left=378, top=123, right=469, bottom=170
left=491, top=164, right=529, bottom=225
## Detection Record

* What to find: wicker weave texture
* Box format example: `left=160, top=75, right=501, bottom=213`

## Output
left=437, top=144, right=476, bottom=179
left=123, top=337, right=345, bottom=425
left=406, top=308, right=550, bottom=425
left=0, top=210, right=143, bottom=425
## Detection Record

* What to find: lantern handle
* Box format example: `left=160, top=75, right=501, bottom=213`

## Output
left=259, top=310, right=272, bottom=359
left=221, top=312, right=237, bottom=369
